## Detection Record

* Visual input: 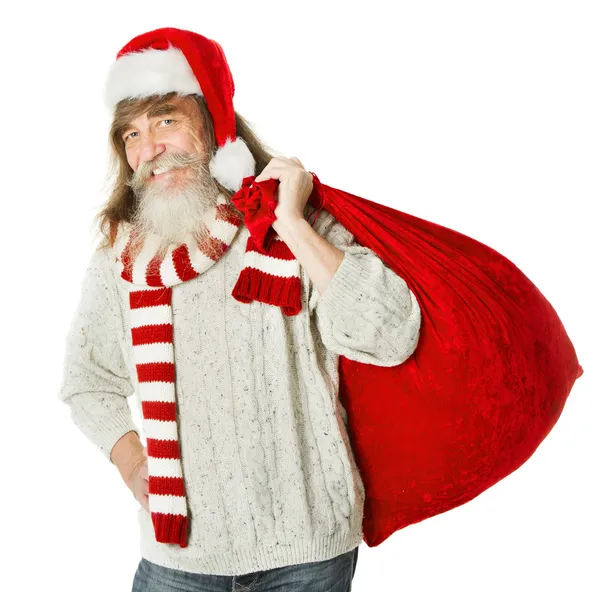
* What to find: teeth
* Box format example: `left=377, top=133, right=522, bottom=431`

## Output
left=153, top=167, right=170, bottom=176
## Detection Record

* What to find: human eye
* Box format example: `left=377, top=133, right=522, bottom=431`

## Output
left=160, top=119, right=174, bottom=127
left=123, top=130, right=138, bottom=142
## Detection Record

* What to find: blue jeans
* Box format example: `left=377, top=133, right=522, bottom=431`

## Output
left=132, top=545, right=359, bottom=591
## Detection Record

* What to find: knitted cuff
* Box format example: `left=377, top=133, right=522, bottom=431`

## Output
left=317, top=250, right=409, bottom=322
left=94, top=409, right=141, bottom=465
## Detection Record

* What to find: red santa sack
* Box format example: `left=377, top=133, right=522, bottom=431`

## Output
left=302, top=173, right=583, bottom=546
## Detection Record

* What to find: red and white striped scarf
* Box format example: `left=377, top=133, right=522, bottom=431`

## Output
left=112, top=184, right=321, bottom=547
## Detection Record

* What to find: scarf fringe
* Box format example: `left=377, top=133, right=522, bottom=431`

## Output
left=232, top=268, right=302, bottom=316
left=151, top=513, right=189, bottom=548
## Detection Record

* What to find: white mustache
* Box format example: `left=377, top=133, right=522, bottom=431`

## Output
left=129, top=152, right=205, bottom=188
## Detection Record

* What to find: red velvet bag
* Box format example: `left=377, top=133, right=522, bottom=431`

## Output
left=234, top=173, right=584, bottom=548
left=305, top=174, right=584, bottom=546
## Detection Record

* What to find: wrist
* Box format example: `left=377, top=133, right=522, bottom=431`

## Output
left=110, top=431, right=145, bottom=480
left=272, top=213, right=307, bottom=236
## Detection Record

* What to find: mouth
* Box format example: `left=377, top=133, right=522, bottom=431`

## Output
left=150, top=170, right=172, bottom=181
left=149, top=166, right=184, bottom=181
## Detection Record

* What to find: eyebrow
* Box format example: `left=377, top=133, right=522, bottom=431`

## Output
left=146, top=104, right=182, bottom=119
left=121, top=104, right=184, bottom=138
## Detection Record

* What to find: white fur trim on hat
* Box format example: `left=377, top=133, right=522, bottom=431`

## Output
left=209, top=137, right=256, bottom=192
left=104, top=46, right=202, bottom=109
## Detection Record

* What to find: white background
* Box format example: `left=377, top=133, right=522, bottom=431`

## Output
left=2, top=1, right=597, bottom=590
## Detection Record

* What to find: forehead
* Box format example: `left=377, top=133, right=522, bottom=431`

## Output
left=127, top=95, right=198, bottom=125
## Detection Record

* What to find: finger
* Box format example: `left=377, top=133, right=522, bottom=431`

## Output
left=143, top=494, right=150, bottom=514
left=255, top=163, right=285, bottom=183
left=255, top=156, right=296, bottom=182
left=290, top=157, right=305, bottom=168
left=254, top=165, right=273, bottom=183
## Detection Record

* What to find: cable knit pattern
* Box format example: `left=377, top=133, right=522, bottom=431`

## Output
left=58, top=207, right=421, bottom=576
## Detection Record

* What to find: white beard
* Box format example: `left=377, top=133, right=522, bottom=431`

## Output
left=128, top=151, right=222, bottom=257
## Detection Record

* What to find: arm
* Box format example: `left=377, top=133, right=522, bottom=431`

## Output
left=57, top=246, right=141, bottom=465
left=277, top=208, right=421, bottom=367
left=272, top=214, right=345, bottom=296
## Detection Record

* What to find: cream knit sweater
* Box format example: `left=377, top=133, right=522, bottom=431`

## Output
left=58, top=207, right=421, bottom=576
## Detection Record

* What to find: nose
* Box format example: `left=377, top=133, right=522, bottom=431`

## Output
left=138, top=135, right=166, bottom=170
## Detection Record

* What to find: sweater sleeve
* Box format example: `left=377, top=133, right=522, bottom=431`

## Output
left=307, top=208, right=421, bottom=367
left=57, top=246, right=140, bottom=464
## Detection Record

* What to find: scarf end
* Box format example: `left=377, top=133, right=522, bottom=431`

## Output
left=151, top=512, right=189, bottom=548
left=232, top=269, right=302, bottom=316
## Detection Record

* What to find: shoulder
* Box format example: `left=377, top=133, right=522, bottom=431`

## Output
left=89, top=244, right=114, bottom=268
left=85, top=244, right=117, bottom=282
left=81, top=244, right=123, bottom=304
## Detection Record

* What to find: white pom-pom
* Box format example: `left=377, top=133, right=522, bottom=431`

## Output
left=209, top=137, right=256, bottom=192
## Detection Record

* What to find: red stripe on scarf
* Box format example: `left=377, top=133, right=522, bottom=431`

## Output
left=172, top=243, right=199, bottom=282
left=132, top=324, right=173, bottom=345
left=245, top=235, right=297, bottom=259
left=149, top=476, right=186, bottom=497
left=147, top=438, right=182, bottom=459
left=142, top=400, right=177, bottom=421
left=147, top=251, right=166, bottom=286
left=120, top=229, right=138, bottom=283
left=216, top=202, right=243, bottom=226
left=137, top=362, right=175, bottom=383
left=200, top=235, right=229, bottom=261
left=129, top=287, right=172, bottom=308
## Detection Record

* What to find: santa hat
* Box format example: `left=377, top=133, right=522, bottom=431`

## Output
left=104, top=27, right=256, bottom=192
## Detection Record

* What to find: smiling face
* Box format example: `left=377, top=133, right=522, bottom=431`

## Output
left=122, top=94, right=207, bottom=176
left=120, top=94, right=223, bottom=254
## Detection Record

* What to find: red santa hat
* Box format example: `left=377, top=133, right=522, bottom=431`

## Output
left=104, top=27, right=256, bottom=192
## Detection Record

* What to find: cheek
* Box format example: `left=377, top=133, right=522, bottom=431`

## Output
left=125, top=148, right=138, bottom=172
left=180, top=123, right=205, bottom=154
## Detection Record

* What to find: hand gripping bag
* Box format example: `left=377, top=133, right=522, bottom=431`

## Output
left=235, top=173, right=584, bottom=547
